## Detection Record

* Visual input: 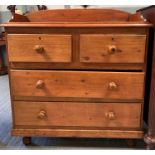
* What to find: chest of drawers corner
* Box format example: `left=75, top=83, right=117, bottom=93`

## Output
left=3, top=9, right=153, bottom=146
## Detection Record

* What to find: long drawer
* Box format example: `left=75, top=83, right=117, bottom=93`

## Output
left=10, top=70, right=145, bottom=101
left=7, top=34, right=72, bottom=63
left=80, top=34, right=146, bottom=63
left=13, top=101, right=142, bottom=129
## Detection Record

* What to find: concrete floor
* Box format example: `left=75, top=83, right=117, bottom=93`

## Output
left=0, top=75, right=145, bottom=150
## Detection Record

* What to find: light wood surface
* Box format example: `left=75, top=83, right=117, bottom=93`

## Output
left=3, top=8, right=151, bottom=143
left=13, top=101, right=142, bottom=128
left=25, top=9, right=133, bottom=22
left=6, top=27, right=148, bottom=70
left=12, top=128, right=144, bottom=139
left=10, top=70, right=145, bottom=100
left=7, top=34, right=72, bottom=62
left=80, top=34, right=146, bottom=63
left=3, top=22, right=153, bottom=28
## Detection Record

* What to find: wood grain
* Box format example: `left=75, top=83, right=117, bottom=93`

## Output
left=3, top=9, right=148, bottom=23
left=3, top=22, right=152, bottom=28
left=10, top=62, right=145, bottom=71
left=3, top=8, right=151, bottom=143
left=25, top=9, right=131, bottom=22
left=10, top=70, right=145, bottom=100
left=12, top=128, right=144, bottom=139
left=7, top=34, right=72, bottom=62
left=5, top=27, right=148, bottom=70
left=13, top=101, right=142, bottom=128
left=80, top=34, right=146, bottom=63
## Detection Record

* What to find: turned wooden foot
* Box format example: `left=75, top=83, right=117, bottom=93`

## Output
left=22, top=137, right=32, bottom=145
left=144, top=134, right=155, bottom=150
left=126, top=139, right=136, bottom=147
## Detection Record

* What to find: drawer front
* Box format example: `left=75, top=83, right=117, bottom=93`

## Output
left=14, top=101, right=142, bottom=128
left=11, top=70, right=144, bottom=100
left=7, top=34, right=72, bottom=62
left=80, top=34, right=146, bottom=63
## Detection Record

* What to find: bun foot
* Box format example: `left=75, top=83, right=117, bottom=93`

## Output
left=22, top=137, right=32, bottom=145
left=126, top=139, right=136, bottom=148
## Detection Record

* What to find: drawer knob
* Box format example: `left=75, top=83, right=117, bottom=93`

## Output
left=108, top=45, right=117, bottom=54
left=36, top=80, right=44, bottom=89
left=105, top=111, right=116, bottom=120
left=109, top=82, right=118, bottom=90
left=38, top=110, right=46, bottom=119
left=34, top=45, right=44, bottom=53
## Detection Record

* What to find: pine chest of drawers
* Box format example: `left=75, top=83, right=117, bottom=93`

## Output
left=3, top=9, right=153, bottom=146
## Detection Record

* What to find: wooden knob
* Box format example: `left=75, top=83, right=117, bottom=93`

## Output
left=38, top=110, right=46, bottom=119
left=105, top=111, right=116, bottom=120
left=36, top=80, right=44, bottom=89
left=108, top=45, right=117, bottom=54
left=34, top=45, right=44, bottom=53
left=109, top=82, right=118, bottom=90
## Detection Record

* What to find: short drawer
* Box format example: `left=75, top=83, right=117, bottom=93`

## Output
left=13, top=101, right=142, bottom=129
left=7, top=34, right=72, bottom=63
left=10, top=70, right=144, bottom=101
left=80, top=34, right=146, bottom=63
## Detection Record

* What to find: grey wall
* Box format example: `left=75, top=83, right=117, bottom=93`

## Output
left=69, top=5, right=146, bottom=13
left=0, top=11, right=11, bottom=32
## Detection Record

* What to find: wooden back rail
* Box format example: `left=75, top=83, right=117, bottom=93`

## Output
left=8, top=9, right=146, bottom=23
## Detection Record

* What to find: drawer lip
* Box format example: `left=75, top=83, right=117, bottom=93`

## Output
left=10, top=62, right=145, bottom=71
left=13, top=101, right=142, bottom=129
left=10, top=70, right=145, bottom=101
left=10, top=69, right=145, bottom=74
left=12, top=96, right=144, bottom=103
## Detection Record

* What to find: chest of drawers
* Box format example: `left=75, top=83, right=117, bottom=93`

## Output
left=3, top=9, right=153, bottom=147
